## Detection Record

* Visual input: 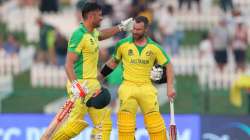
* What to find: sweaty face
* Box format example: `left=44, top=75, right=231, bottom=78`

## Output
left=91, top=10, right=103, bottom=28
left=132, top=22, right=146, bottom=40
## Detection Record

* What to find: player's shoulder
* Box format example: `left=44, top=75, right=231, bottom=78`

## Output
left=116, top=36, right=133, bottom=46
left=147, top=37, right=162, bottom=49
left=70, top=22, right=89, bottom=39
left=68, top=27, right=87, bottom=47
left=71, top=27, right=86, bottom=38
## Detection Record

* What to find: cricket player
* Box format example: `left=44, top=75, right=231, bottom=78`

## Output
left=100, top=16, right=176, bottom=140
left=42, top=2, right=134, bottom=140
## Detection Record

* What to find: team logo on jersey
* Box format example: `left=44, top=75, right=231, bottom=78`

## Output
left=90, top=38, right=94, bottom=45
left=128, top=49, right=134, bottom=56
left=89, top=38, right=98, bottom=52
left=146, top=50, right=153, bottom=56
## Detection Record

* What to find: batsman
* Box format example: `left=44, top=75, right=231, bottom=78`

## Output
left=100, top=16, right=176, bottom=140
left=41, top=2, right=133, bottom=140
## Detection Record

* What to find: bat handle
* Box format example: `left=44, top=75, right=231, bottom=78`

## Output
left=170, top=100, right=175, bottom=125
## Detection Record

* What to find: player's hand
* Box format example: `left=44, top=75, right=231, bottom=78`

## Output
left=167, top=89, right=176, bottom=101
left=118, top=18, right=134, bottom=32
left=71, top=80, right=88, bottom=98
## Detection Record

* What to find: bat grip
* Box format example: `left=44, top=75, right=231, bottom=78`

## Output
left=170, top=101, right=175, bottom=125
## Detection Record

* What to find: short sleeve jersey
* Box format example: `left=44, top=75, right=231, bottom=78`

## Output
left=67, top=23, right=100, bottom=79
left=113, top=36, right=170, bottom=83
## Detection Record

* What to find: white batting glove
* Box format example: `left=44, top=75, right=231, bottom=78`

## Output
left=71, top=80, right=88, bottom=98
left=150, top=65, right=163, bottom=81
left=118, top=18, right=134, bottom=32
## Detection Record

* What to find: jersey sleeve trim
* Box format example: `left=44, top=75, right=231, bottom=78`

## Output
left=149, top=39, right=171, bottom=65
left=152, top=43, right=170, bottom=61
left=67, top=29, right=85, bottom=56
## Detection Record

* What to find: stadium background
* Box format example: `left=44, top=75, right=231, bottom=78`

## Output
left=0, top=0, right=250, bottom=140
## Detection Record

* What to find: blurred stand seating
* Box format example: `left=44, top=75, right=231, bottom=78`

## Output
left=30, top=64, right=67, bottom=88
left=0, top=46, right=33, bottom=108
left=1, top=0, right=40, bottom=42
left=0, top=46, right=35, bottom=75
left=172, top=47, right=250, bottom=91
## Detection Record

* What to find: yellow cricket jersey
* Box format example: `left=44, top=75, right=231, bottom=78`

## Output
left=113, top=36, right=170, bottom=84
left=67, top=23, right=100, bottom=79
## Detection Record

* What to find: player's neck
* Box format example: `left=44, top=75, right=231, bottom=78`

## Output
left=83, top=21, right=94, bottom=32
left=134, top=37, right=147, bottom=46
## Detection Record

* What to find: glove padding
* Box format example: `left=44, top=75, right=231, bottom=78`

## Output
left=71, top=80, right=89, bottom=97
left=86, top=87, right=111, bottom=109
left=151, top=64, right=167, bottom=84
left=118, top=18, right=134, bottom=32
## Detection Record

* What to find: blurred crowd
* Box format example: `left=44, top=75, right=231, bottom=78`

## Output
left=0, top=34, right=20, bottom=56
left=199, top=8, right=249, bottom=73
left=35, top=17, right=68, bottom=66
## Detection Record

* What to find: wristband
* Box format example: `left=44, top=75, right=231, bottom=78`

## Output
left=100, top=64, right=113, bottom=77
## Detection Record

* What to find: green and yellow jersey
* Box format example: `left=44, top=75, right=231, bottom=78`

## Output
left=67, top=23, right=100, bottom=80
left=113, top=36, right=170, bottom=84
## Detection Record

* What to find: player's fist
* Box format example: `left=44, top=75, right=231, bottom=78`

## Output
left=71, top=80, right=88, bottom=97
left=118, top=18, right=134, bottom=32
left=167, top=89, right=176, bottom=101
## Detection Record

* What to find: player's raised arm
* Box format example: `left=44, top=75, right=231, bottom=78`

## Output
left=98, top=18, right=134, bottom=40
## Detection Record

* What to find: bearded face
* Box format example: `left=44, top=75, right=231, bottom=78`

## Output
left=132, top=22, right=146, bottom=40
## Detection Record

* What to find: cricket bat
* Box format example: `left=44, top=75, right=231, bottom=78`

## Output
left=169, top=100, right=177, bottom=140
left=40, top=96, right=77, bottom=140
left=41, top=81, right=88, bottom=140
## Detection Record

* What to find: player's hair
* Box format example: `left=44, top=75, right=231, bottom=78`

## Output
left=81, top=2, right=102, bottom=19
left=134, top=16, right=149, bottom=28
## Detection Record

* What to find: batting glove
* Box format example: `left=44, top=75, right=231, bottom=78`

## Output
left=151, top=65, right=163, bottom=81
left=71, top=80, right=88, bottom=98
left=118, top=18, right=134, bottom=32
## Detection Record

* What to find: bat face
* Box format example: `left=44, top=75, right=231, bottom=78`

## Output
left=41, top=99, right=75, bottom=139
left=169, top=125, right=177, bottom=140
left=57, top=100, right=74, bottom=122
